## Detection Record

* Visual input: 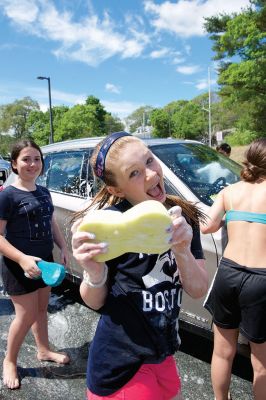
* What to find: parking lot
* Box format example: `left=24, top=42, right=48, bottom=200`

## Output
left=0, top=277, right=253, bottom=400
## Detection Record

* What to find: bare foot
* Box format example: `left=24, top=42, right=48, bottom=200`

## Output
left=37, top=350, right=70, bottom=364
left=3, top=358, right=20, bottom=390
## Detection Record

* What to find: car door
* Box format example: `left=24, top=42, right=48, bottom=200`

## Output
left=162, top=167, right=220, bottom=333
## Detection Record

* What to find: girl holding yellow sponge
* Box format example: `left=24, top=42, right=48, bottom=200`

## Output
left=71, top=132, right=208, bottom=400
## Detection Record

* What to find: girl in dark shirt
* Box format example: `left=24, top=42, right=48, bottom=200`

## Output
left=0, top=140, right=69, bottom=390
left=72, top=132, right=208, bottom=400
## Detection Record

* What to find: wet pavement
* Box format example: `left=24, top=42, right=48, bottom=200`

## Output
left=0, top=279, right=253, bottom=400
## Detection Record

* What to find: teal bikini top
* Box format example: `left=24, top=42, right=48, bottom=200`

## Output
left=226, top=210, right=266, bottom=224
left=225, top=185, right=266, bottom=224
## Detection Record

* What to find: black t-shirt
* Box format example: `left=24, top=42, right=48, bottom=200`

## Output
left=87, top=200, right=204, bottom=396
left=0, top=185, right=54, bottom=258
left=0, top=185, right=54, bottom=294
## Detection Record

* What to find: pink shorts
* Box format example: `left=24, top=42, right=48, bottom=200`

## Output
left=87, top=355, right=181, bottom=400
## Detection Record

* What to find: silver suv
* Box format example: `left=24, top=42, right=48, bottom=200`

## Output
left=4, top=137, right=245, bottom=350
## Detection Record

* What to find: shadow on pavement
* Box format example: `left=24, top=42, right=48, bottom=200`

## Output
left=0, top=297, right=14, bottom=316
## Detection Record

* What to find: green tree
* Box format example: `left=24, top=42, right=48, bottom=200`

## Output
left=171, top=102, right=206, bottom=140
left=27, top=106, right=70, bottom=145
left=150, top=109, right=170, bottom=138
left=204, top=0, right=266, bottom=136
left=26, top=96, right=123, bottom=144
left=56, top=104, right=103, bottom=141
left=150, top=100, right=206, bottom=140
left=0, top=97, right=40, bottom=138
left=193, top=92, right=238, bottom=134
left=0, top=134, right=15, bottom=156
left=163, top=100, right=194, bottom=137
left=104, top=114, right=124, bottom=134
left=125, top=106, right=154, bottom=133
left=85, top=95, right=107, bottom=134
left=26, top=110, right=50, bottom=146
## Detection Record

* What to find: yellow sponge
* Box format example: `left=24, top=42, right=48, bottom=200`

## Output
left=77, top=200, right=172, bottom=262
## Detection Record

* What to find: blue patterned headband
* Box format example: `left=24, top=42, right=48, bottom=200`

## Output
left=95, top=131, right=132, bottom=180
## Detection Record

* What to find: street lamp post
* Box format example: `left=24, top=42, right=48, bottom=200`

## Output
left=202, top=68, right=212, bottom=147
left=207, top=67, right=212, bottom=147
left=37, top=76, right=54, bottom=144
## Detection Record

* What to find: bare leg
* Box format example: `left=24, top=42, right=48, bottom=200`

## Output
left=211, top=324, right=238, bottom=400
left=31, top=286, right=69, bottom=364
left=250, top=341, right=266, bottom=400
left=3, top=292, right=38, bottom=389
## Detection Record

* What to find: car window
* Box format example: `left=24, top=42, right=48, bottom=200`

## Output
left=150, top=143, right=241, bottom=206
left=37, top=150, right=92, bottom=197
left=0, top=169, right=8, bottom=186
left=0, top=159, right=11, bottom=185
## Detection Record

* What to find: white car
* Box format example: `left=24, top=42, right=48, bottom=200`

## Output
left=4, top=137, right=247, bottom=353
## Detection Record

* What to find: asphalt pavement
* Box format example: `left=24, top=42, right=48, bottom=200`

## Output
left=0, top=279, right=253, bottom=400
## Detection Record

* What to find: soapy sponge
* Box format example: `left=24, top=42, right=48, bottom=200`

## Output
left=77, top=200, right=172, bottom=262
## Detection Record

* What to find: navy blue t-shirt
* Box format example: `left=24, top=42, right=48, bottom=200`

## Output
left=0, top=185, right=54, bottom=295
left=87, top=200, right=204, bottom=396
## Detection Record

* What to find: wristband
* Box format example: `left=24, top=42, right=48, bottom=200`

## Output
left=82, top=264, right=108, bottom=288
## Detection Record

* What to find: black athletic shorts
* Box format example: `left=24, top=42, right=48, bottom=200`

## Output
left=1, top=254, right=53, bottom=296
left=204, top=257, right=266, bottom=344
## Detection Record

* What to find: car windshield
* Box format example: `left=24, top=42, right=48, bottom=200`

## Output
left=150, top=142, right=241, bottom=206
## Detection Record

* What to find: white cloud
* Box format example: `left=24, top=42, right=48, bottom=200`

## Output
left=38, top=96, right=137, bottom=119
left=39, top=102, right=49, bottom=112
left=1, top=0, right=38, bottom=24
left=144, top=0, right=251, bottom=37
left=105, top=83, right=121, bottom=94
left=195, top=78, right=216, bottom=90
left=150, top=47, right=170, bottom=58
left=31, top=85, right=85, bottom=105
left=172, top=55, right=185, bottom=64
left=102, top=100, right=143, bottom=118
left=0, top=79, right=139, bottom=119
left=196, top=80, right=208, bottom=90
left=176, top=65, right=201, bottom=75
left=0, top=80, right=86, bottom=108
left=0, top=0, right=150, bottom=66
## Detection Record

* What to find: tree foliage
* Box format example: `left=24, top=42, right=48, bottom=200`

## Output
left=26, top=106, right=70, bottom=145
left=57, top=104, right=103, bottom=141
left=85, top=95, right=107, bottom=134
left=25, top=96, right=124, bottom=145
left=150, top=108, right=170, bottom=138
left=151, top=100, right=207, bottom=140
left=0, top=134, right=15, bottom=156
left=0, top=97, right=39, bottom=138
left=171, top=102, right=206, bottom=140
left=125, top=106, right=154, bottom=133
left=104, top=114, right=124, bottom=134
left=0, top=95, right=124, bottom=148
left=204, top=0, right=266, bottom=135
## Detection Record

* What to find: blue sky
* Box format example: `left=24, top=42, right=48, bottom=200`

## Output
left=0, top=0, right=251, bottom=119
